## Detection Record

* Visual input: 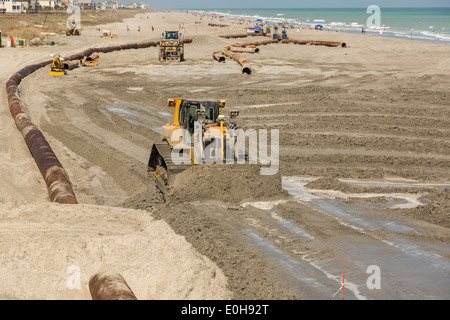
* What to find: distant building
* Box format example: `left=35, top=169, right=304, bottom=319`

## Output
left=0, top=0, right=25, bottom=13
left=74, top=0, right=93, bottom=9
left=15, top=0, right=31, bottom=9
left=94, top=1, right=147, bottom=10
left=39, top=0, right=56, bottom=8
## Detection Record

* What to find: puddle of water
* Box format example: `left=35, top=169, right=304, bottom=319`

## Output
left=276, top=176, right=450, bottom=299
left=339, top=178, right=450, bottom=189
left=270, top=211, right=315, bottom=240
left=101, top=102, right=169, bottom=134
left=281, top=176, right=428, bottom=234
left=242, top=228, right=357, bottom=299
left=241, top=200, right=287, bottom=210
left=327, top=238, right=450, bottom=299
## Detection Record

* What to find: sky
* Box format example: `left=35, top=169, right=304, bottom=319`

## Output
left=141, top=0, right=450, bottom=9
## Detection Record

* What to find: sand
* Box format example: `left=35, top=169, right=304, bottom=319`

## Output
left=1, top=10, right=449, bottom=300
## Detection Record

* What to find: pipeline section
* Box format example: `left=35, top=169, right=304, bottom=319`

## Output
left=282, top=39, right=347, bottom=47
left=6, top=39, right=191, bottom=204
left=222, top=47, right=252, bottom=75
left=212, top=51, right=225, bottom=63
left=214, top=36, right=345, bottom=74
left=89, top=272, right=138, bottom=300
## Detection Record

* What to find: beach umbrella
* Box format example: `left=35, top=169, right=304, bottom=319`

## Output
left=315, top=24, right=323, bottom=30
left=256, top=19, right=263, bottom=22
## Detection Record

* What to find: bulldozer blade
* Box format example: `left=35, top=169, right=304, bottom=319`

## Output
left=154, top=174, right=167, bottom=195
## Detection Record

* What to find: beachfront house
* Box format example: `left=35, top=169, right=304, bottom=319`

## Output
left=0, top=0, right=25, bottom=13
left=39, top=0, right=56, bottom=8
left=15, top=0, right=31, bottom=9
left=74, top=0, right=93, bottom=9
left=123, top=2, right=148, bottom=9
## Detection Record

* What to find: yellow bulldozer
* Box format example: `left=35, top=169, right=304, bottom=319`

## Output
left=148, top=99, right=243, bottom=192
left=66, top=19, right=81, bottom=36
left=159, top=31, right=185, bottom=62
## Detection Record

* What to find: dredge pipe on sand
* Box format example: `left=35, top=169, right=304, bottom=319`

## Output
left=5, top=39, right=192, bottom=205
left=219, top=34, right=249, bottom=39
left=89, top=272, right=138, bottom=300
left=222, top=47, right=252, bottom=75
left=63, top=60, right=80, bottom=70
left=212, top=51, right=225, bottom=62
left=6, top=63, right=78, bottom=204
left=229, top=46, right=260, bottom=53
left=282, top=39, right=346, bottom=47
left=232, top=39, right=278, bottom=47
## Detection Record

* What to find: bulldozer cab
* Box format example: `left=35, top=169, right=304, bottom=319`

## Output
left=179, top=100, right=220, bottom=135
left=164, top=31, right=179, bottom=40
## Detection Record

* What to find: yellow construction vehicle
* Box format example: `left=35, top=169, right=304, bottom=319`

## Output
left=49, top=54, right=67, bottom=76
left=66, top=19, right=81, bottom=36
left=148, top=99, right=242, bottom=192
left=159, top=31, right=185, bottom=62
left=101, top=30, right=118, bottom=39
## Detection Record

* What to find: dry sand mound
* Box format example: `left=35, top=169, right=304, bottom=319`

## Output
left=0, top=202, right=230, bottom=300
left=165, top=165, right=289, bottom=204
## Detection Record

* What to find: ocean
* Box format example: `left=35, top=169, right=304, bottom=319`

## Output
left=185, top=8, right=450, bottom=44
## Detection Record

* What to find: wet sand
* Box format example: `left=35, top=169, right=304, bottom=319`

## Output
left=1, top=10, right=449, bottom=299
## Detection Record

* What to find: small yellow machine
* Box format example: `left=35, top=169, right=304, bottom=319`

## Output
left=49, top=54, right=67, bottom=76
left=101, top=30, right=118, bottom=39
left=159, top=31, right=185, bottom=62
left=148, top=99, right=242, bottom=192
left=66, top=19, right=81, bottom=36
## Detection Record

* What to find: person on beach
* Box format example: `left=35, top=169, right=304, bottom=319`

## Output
left=127, top=25, right=129, bottom=32
left=138, top=26, right=141, bottom=32
left=152, top=26, right=154, bottom=32
left=379, top=28, right=383, bottom=36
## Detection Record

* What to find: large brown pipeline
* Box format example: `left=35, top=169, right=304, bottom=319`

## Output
left=63, top=60, right=80, bottom=70
left=222, top=47, right=251, bottom=75
left=6, top=63, right=78, bottom=204
left=232, top=39, right=278, bottom=47
left=282, top=39, right=346, bottom=47
left=208, top=23, right=229, bottom=27
left=229, top=46, right=260, bottom=53
left=212, top=51, right=225, bottom=62
left=89, top=272, right=138, bottom=300
left=219, top=34, right=249, bottom=39
left=81, top=54, right=100, bottom=67
left=5, top=39, right=191, bottom=205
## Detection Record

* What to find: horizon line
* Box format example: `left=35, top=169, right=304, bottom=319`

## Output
left=156, top=6, right=450, bottom=10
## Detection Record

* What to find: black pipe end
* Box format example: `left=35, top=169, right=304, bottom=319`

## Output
left=242, top=67, right=252, bottom=75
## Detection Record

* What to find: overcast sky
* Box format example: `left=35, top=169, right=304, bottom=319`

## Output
left=141, top=0, right=450, bottom=9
